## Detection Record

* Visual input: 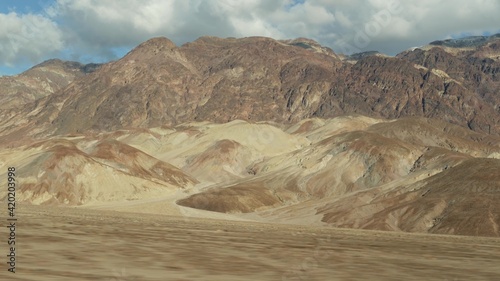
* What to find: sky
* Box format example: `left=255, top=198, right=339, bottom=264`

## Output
left=1, top=0, right=499, bottom=76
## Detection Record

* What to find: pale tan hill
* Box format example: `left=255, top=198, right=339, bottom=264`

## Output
left=116, top=120, right=310, bottom=185
left=175, top=116, right=500, bottom=237
left=86, top=139, right=197, bottom=187
left=177, top=128, right=423, bottom=213
left=318, top=157, right=500, bottom=237
left=286, top=115, right=384, bottom=141
left=0, top=137, right=196, bottom=205
left=182, top=139, right=255, bottom=183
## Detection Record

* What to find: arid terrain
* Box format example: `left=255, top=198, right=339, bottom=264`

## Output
left=2, top=204, right=500, bottom=281
left=1, top=33, right=500, bottom=280
left=2, top=115, right=500, bottom=237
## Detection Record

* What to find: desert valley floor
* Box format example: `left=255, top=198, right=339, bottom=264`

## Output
left=1, top=204, right=499, bottom=281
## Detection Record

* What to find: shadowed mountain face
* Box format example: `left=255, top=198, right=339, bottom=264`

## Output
left=1, top=35, right=500, bottom=238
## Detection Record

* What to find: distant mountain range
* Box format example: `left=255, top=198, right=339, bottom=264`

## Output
left=1, top=34, right=498, bottom=142
left=429, top=33, right=500, bottom=48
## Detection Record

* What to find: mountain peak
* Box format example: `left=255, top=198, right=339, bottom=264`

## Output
left=346, top=51, right=385, bottom=61
left=28, top=59, right=101, bottom=74
left=280, top=37, right=338, bottom=57
left=124, top=37, right=177, bottom=59
left=140, top=36, right=177, bottom=48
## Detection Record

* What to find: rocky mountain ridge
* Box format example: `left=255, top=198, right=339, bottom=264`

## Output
left=0, top=34, right=498, bottom=142
left=0, top=59, right=101, bottom=112
left=429, top=33, right=500, bottom=49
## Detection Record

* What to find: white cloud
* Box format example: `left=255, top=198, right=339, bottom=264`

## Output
left=51, top=0, right=177, bottom=45
left=2, top=0, right=500, bottom=72
left=0, top=12, right=63, bottom=66
left=334, top=11, right=352, bottom=28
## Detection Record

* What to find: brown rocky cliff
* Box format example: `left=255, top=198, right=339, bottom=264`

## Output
left=398, top=38, right=500, bottom=132
left=2, top=35, right=500, bottom=140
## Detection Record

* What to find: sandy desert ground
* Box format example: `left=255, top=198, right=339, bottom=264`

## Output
left=1, top=203, right=500, bottom=281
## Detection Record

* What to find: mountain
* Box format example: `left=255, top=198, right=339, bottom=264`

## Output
left=428, top=33, right=500, bottom=48
left=0, top=59, right=101, bottom=111
left=345, top=50, right=385, bottom=62
left=1, top=35, right=500, bottom=237
left=1, top=35, right=499, bottom=144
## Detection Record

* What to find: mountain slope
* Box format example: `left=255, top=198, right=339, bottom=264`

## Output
left=1, top=35, right=499, bottom=143
left=0, top=137, right=196, bottom=205
left=174, top=117, right=500, bottom=236
left=0, top=59, right=100, bottom=111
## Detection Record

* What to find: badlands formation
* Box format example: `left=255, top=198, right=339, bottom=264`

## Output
left=2, top=115, right=500, bottom=237
left=1, top=34, right=500, bottom=280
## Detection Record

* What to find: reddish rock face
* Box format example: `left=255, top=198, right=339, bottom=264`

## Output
left=1, top=35, right=499, bottom=141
